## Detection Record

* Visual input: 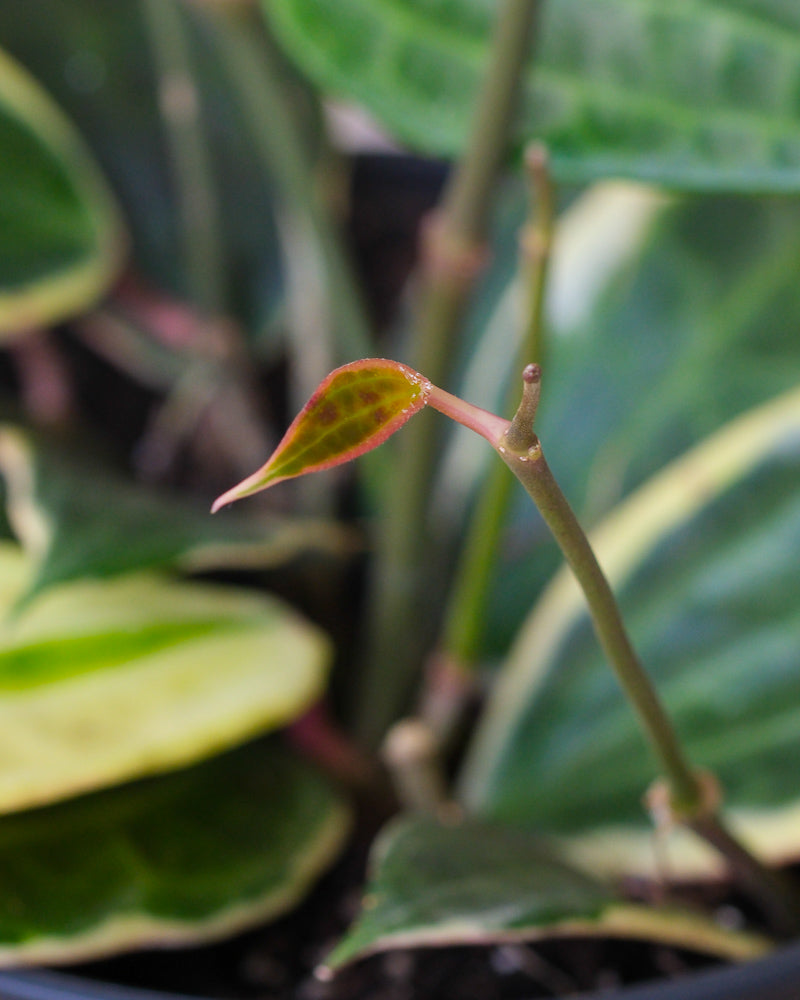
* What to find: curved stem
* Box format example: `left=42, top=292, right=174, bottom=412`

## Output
left=143, top=0, right=225, bottom=314
left=497, top=368, right=800, bottom=935
left=501, top=385, right=701, bottom=812
left=438, top=148, right=555, bottom=677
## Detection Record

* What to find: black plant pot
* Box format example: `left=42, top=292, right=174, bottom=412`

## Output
left=3, top=945, right=800, bottom=1000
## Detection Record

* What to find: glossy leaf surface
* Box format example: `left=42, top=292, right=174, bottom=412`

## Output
left=0, top=543, right=329, bottom=814
left=0, top=426, right=351, bottom=604
left=262, top=0, right=800, bottom=191
left=325, top=815, right=766, bottom=971
left=264, top=0, right=800, bottom=192
left=0, top=741, right=349, bottom=966
left=484, top=192, right=800, bottom=658
left=0, top=1, right=285, bottom=332
left=213, top=359, right=430, bottom=509
left=0, top=47, right=123, bottom=334
left=462, top=386, right=800, bottom=879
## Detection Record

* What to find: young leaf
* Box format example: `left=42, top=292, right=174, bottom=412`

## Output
left=212, top=359, right=431, bottom=510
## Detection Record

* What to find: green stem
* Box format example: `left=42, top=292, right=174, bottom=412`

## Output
left=499, top=368, right=699, bottom=811
left=196, top=3, right=373, bottom=362
left=441, top=463, right=516, bottom=667
left=142, top=0, right=225, bottom=314
left=691, top=808, right=800, bottom=938
left=518, top=144, right=554, bottom=370
left=439, top=2, right=542, bottom=243
left=440, top=145, right=554, bottom=671
left=357, top=0, right=542, bottom=748
left=498, top=366, right=800, bottom=935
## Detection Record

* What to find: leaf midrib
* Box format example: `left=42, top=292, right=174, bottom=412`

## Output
left=0, top=618, right=248, bottom=692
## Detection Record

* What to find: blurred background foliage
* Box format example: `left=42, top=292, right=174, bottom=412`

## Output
left=2, top=0, right=800, bottom=978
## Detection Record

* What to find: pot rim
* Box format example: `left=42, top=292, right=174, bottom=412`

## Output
left=4, top=945, right=800, bottom=1000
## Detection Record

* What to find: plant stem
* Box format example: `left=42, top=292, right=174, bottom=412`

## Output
left=691, top=810, right=800, bottom=937
left=357, top=0, right=542, bottom=748
left=518, top=145, right=554, bottom=370
left=498, top=366, right=800, bottom=935
left=440, top=145, right=555, bottom=672
left=143, top=0, right=225, bottom=314
left=197, top=3, right=373, bottom=363
left=381, top=719, right=452, bottom=815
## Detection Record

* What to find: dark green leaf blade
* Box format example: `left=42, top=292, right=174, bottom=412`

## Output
left=324, top=815, right=766, bottom=971
left=213, top=359, right=430, bottom=509
left=0, top=1, right=287, bottom=336
left=462, top=386, right=800, bottom=879
left=263, top=0, right=800, bottom=192
left=0, top=741, right=350, bottom=965
left=485, top=192, right=800, bottom=659
left=0, top=46, right=124, bottom=334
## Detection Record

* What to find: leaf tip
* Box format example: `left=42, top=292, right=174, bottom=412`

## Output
left=211, top=466, right=279, bottom=513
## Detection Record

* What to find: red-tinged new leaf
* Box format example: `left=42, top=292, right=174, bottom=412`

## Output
left=212, top=359, right=430, bottom=511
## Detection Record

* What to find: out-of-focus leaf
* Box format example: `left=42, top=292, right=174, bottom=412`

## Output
left=213, top=359, right=430, bottom=509
left=0, top=741, right=350, bottom=966
left=0, top=542, right=329, bottom=814
left=324, top=815, right=767, bottom=972
left=264, top=0, right=800, bottom=192
left=0, top=46, right=124, bottom=335
left=485, top=192, right=800, bottom=657
left=0, top=0, right=286, bottom=337
left=461, top=386, right=800, bottom=880
left=0, top=426, right=354, bottom=605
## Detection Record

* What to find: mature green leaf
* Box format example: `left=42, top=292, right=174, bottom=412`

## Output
left=0, top=740, right=350, bottom=966
left=213, top=359, right=430, bottom=509
left=484, top=192, right=800, bottom=657
left=0, top=542, right=329, bottom=814
left=0, top=0, right=287, bottom=337
left=461, top=386, right=800, bottom=879
left=0, top=46, right=124, bottom=335
left=0, top=426, right=353, bottom=605
left=324, top=815, right=766, bottom=971
left=264, top=0, right=800, bottom=192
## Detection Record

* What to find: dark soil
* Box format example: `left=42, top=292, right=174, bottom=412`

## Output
left=68, top=831, right=736, bottom=1000
left=72, top=929, right=724, bottom=1000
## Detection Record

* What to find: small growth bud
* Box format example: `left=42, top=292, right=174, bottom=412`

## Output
left=503, top=363, right=542, bottom=453
left=523, top=362, right=541, bottom=385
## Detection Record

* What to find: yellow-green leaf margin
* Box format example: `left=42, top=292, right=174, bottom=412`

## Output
left=0, top=47, right=125, bottom=336
left=0, top=543, right=330, bottom=814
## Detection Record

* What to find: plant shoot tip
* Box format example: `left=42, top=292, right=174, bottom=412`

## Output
left=523, top=363, right=541, bottom=384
